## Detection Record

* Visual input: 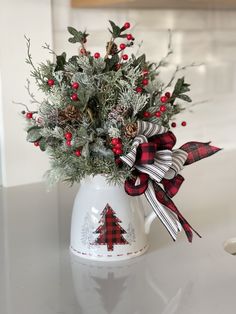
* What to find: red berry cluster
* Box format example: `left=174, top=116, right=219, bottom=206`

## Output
left=171, top=121, right=187, bottom=128
left=65, top=132, right=73, bottom=146
left=120, top=22, right=134, bottom=62
left=111, top=138, right=123, bottom=155
left=70, top=81, right=79, bottom=101
left=94, top=22, right=134, bottom=69
left=136, top=68, right=150, bottom=93
left=160, top=91, right=171, bottom=103
left=64, top=132, right=81, bottom=157
left=143, top=91, right=172, bottom=119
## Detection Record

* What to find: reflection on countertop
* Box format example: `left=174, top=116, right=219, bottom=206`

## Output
left=0, top=150, right=236, bottom=314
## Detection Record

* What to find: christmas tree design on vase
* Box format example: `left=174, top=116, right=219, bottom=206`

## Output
left=93, top=204, right=129, bottom=251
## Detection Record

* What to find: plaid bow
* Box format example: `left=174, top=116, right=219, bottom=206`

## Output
left=121, top=121, right=221, bottom=242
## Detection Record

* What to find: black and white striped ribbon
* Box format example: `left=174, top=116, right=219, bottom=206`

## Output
left=145, top=180, right=182, bottom=240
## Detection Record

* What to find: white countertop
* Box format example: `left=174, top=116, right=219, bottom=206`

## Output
left=0, top=150, right=236, bottom=314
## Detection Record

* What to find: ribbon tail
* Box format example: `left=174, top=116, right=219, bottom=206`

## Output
left=180, top=141, right=222, bottom=165
left=153, top=182, right=201, bottom=242
left=144, top=180, right=182, bottom=241
left=161, top=174, right=185, bottom=198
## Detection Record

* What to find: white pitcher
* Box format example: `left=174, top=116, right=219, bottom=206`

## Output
left=70, top=175, right=156, bottom=261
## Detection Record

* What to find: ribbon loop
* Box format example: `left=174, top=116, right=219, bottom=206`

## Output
left=124, top=172, right=149, bottom=196
left=136, top=142, right=157, bottom=165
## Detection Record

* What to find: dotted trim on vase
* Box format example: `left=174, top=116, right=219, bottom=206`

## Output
left=70, top=244, right=148, bottom=258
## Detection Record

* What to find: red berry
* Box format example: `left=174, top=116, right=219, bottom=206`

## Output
left=71, top=93, right=78, bottom=101
left=142, top=79, right=149, bottom=86
left=160, top=96, right=168, bottom=103
left=80, top=48, right=86, bottom=54
left=75, top=150, right=81, bottom=157
left=115, top=158, right=122, bottom=166
left=26, top=112, right=33, bottom=119
left=155, top=111, right=161, bottom=118
left=160, top=105, right=167, bottom=112
left=122, top=54, right=128, bottom=60
left=65, top=132, right=72, bottom=140
left=114, top=143, right=122, bottom=149
left=171, top=122, right=177, bottom=128
left=115, top=63, right=121, bottom=70
left=115, top=148, right=123, bottom=155
left=143, top=111, right=151, bottom=118
left=136, top=86, right=143, bottom=93
left=124, top=22, right=130, bottom=29
left=72, top=82, right=79, bottom=89
left=112, top=147, right=117, bottom=153
left=111, top=138, right=121, bottom=145
left=181, top=121, right=187, bottom=127
left=47, top=79, right=54, bottom=86
left=126, top=34, right=133, bottom=40
left=34, top=141, right=40, bottom=147
left=120, top=43, right=126, bottom=50
left=165, top=92, right=171, bottom=98
left=94, top=52, right=100, bottom=59
left=142, top=69, right=149, bottom=76
left=66, top=140, right=72, bottom=147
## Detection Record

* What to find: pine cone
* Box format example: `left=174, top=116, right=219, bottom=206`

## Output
left=124, top=122, right=138, bottom=138
left=58, top=110, right=68, bottom=124
left=64, top=105, right=81, bottom=120
left=58, top=105, right=81, bottom=124
left=106, top=42, right=118, bottom=55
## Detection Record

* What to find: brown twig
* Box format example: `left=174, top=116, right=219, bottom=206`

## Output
left=105, top=37, right=114, bottom=59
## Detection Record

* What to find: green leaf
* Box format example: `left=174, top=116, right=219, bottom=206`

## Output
left=68, top=37, right=77, bottom=44
left=132, top=54, right=146, bottom=68
left=173, top=77, right=191, bottom=96
left=76, top=127, right=89, bottom=146
left=173, top=77, right=184, bottom=94
left=109, top=20, right=121, bottom=38
left=67, top=26, right=80, bottom=37
left=177, top=94, right=192, bottom=102
left=105, top=54, right=119, bottom=71
left=55, top=52, right=66, bottom=71
left=67, top=26, right=88, bottom=44
left=39, top=138, right=47, bottom=151
left=26, top=126, right=42, bottom=142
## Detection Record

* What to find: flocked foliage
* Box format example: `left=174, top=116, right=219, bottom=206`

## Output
left=20, top=21, right=193, bottom=186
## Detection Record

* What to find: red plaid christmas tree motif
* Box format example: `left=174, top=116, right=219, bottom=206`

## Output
left=93, top=204, right=129, bottom=251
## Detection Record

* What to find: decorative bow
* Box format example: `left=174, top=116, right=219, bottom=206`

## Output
left=120, top=121, right=221, bottom=242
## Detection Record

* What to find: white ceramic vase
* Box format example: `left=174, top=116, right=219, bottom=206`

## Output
left=70, top=175, right=157, bottom=261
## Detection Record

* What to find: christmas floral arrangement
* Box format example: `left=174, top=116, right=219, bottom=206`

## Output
left=21, top=21, right=220, bottom=242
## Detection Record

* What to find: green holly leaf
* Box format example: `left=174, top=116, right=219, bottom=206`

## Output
left=173, top=77, right=191, bottom=96
left=105, top=54, right=119, bottom=71
left=67, top=26, right=88, bottom=44
left=109, top=20, right=121, bottom=38
left=39, top=138, right=47, bottom=151
left=55, top=52, right=66, bottom=71
left=132, top=54, right=146, bottom=68
left=177, top=94, right=192, bottom=102
left=26, top=126, right=42, bottom=142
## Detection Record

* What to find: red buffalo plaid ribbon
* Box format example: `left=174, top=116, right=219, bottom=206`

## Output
left=121, top=121, right=221, bottom=242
